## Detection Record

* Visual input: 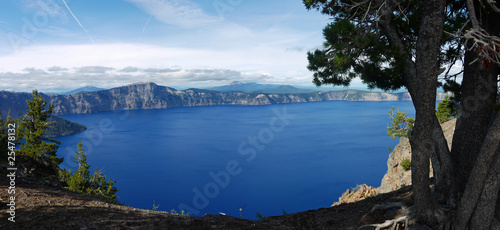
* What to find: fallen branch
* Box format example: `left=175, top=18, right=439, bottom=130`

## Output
left=358, top=216, right=408, bottom=230
left=358, top=202, right=412, bottom=230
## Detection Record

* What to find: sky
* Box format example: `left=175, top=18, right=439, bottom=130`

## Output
left=0, top=0, right=352, bottom=93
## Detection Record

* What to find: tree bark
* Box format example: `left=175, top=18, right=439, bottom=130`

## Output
left=411, top=0, right=447, bottom=224
left=431, top=116, right=455, bottom=204
left=469, top=146, right=500, bottom=230
left=451, top=49, right=499, bottom=196
left=450, top=4, right=500, bottom=223
left=455, top=112, right=500, bottom=229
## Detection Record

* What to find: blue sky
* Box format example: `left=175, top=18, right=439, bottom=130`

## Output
left=0, top=0, right=350, bottom=92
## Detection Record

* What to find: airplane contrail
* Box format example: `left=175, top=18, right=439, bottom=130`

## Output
left=142, top=15, right=153, bottom=33
left=61, top=0, right=94, bottom=44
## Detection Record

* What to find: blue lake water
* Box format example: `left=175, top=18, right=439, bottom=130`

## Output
left=56, top=100, right=415, bottom=219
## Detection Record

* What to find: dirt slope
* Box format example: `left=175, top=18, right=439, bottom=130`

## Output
left=0, top=177, right=414, bottom=230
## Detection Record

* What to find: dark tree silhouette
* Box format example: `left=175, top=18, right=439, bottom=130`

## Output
left=304, top=0, right=500, bottom=228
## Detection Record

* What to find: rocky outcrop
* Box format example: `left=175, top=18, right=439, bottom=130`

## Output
left=0, top=82, right=448, bottom=116
left=333, top=118, right=456, bottom=206
left=378, top=118, right=455, bottom=193
left=332, top=184, right=378, bottom=206
left=377, top=137, right=413, bottom=194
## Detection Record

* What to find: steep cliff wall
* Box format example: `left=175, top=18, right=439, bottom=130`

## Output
left=1, top=82, right=443, bottom=117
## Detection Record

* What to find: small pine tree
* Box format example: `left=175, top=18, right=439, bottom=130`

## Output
left=386, top=106, right=415, bottom=139
left=88, top=168, right=118, bottom=201
left=67, top=141, right=91, bottom=193
left=60, top=140, right=118, bottom=202
left=436, top=95, right=458, bottom=123
left=18, top=90, right=62, bottom=166
left=82, top=167, right=118, bottom=202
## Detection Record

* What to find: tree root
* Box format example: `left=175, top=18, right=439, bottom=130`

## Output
left=358, top=202, right=414, bottom=230
left=359, top=216, right=408, bottom=230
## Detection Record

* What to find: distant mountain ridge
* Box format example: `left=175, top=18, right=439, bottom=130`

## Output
left=62, top=86, right=106, bottom=95
left=1, top=82, right=444, bottom=117
left=207, top=81, right=319, bottom=94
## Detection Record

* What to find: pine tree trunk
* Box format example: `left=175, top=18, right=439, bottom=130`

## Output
left=411, top=0, right=446, bottom=223
left=430, top=116, right=455, bottom=204
left=469, top=147, right=500, bottom=230
left=448, top=5, right=500, bottom=228
left=451, top=49, right=499, bottom=196
left=455, top=112, right=500, bottom=229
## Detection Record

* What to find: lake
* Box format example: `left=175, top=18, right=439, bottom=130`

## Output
left=56, top=100, right=415, bottom=219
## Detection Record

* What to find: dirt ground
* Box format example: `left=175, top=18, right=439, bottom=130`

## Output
left=0, top=174, right=414, bottom=230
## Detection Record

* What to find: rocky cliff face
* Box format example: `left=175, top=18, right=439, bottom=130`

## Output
left=332, top=118, right=456, bottom=206
left=377, top=137, right=413, bottom=194
left=378, top=118, right=455, bottom=193
left=1, top=82, right=446, bottom=117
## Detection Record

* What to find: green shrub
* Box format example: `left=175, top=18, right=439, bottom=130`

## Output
left=256, top=212, right=266, bottom=220
left=401, top=158, right=411, bottom=171
left=152, top=201, right=160, bottom=211
left=170, top=209, right=188, bottom=216
left=387, top=107, right=415, bottom=139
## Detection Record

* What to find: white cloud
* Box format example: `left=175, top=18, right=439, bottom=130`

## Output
left=47, top=66, right=68, bottom=72
left=0, top=65, right=276, bottom=92
left=76, top=66, right=114, bottom=74
left=0, top=0, right=340, bottom=93
left=22, top=67, right=47, bottom=74
left=0, top=42, right=311, bottom=78
left=126, top=0, right=220, bottom=28
left=142, top=67, right=180, bottom=73
left=0, top=0, right=328, bottom=91
left=120, top=66, right=140, bottom=73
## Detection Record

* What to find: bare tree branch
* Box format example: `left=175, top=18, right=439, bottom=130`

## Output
left=463, top=28, right=500, bottom=66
